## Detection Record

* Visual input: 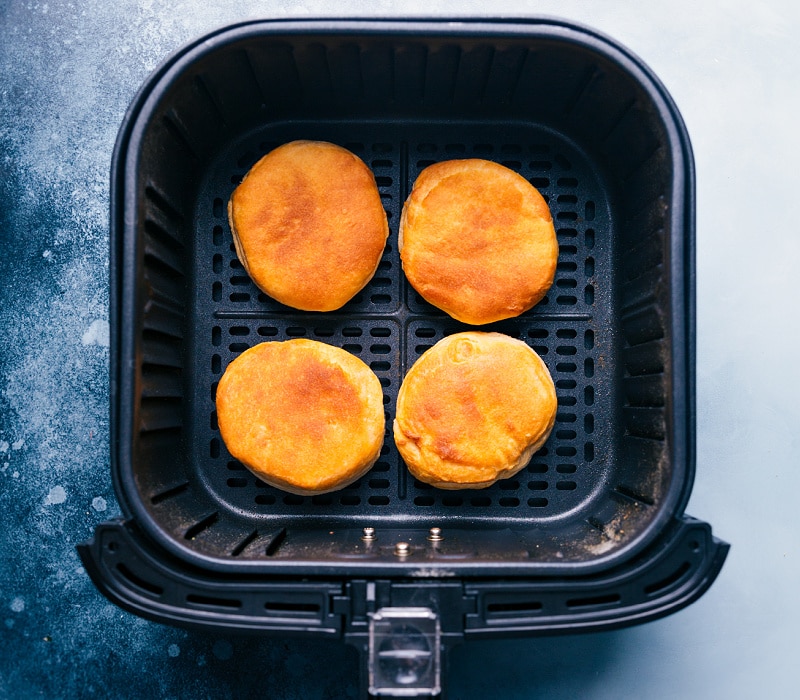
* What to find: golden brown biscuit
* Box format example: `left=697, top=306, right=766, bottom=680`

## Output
left=394, top=332, right=556, bottom=489
left=399, top=159, right=558, bottom=325
left=216, top=339, right=385, bottom=495
left=228, top=140, right=389, bottom=311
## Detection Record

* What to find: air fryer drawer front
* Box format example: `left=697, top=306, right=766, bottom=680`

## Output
left=78, top=515, right=728, bottom=635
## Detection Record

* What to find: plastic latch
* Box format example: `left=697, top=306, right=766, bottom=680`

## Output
left=368, top=607, right=441, bottom=697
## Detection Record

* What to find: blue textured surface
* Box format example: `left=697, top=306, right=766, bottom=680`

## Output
left=1, top=1, right=798, bottom=698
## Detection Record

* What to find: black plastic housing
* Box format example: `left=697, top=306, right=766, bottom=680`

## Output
left=80, top=17, right=727, bottom=693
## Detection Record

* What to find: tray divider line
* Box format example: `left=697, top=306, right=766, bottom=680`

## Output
left=211, top=310, right=408, bottom=321
left=397, top=138, right=410, bottom=501
left=209, top=310, right=595, bottom=323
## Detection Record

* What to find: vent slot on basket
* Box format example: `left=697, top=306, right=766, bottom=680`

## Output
left=184, top=512, right=219, bottom=540
left=643, top=561, right=692, bottom=596
left=263, top=600, right=321, bottom=615
left=231, top=529, right=260, bottom=557
left=150, top=481, right=190, bottom=505
left=264, top=528, right=287, bottom=556
left=186, top=593, right=242, bottom=610
left=566, top=593, right=621, bottom=609
left=486, top=600, right=543, bottom=616
left=116, top=563, right=164, bottom=597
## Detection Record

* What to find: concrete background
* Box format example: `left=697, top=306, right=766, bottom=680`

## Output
left=2, top=1, right=798, bottom=697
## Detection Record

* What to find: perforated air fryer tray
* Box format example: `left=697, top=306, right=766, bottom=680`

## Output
left=190, top=121, right=621, bottom=562
left=81, top=18, right=727, bottom=655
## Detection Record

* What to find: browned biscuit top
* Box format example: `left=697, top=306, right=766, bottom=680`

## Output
left=216, top=339, right=385, bottom=494
left=228, top=140, right=388, bottom=311
left=399, top=159, right=558, bottom=325
left=393, top=332, right=557, bottom=489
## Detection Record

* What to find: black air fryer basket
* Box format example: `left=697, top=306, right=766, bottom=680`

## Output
left=79, top=18, right=728, bottom=697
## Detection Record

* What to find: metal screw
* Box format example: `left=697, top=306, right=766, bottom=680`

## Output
left=427, top=527, right=443, bottom=542
left=362, top=527, right=376, bottom=541
left=394, top=541, right=411, bottom=557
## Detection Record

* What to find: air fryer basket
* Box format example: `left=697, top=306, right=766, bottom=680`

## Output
left=80, top=17, right=727, bottom=697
